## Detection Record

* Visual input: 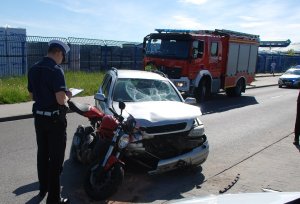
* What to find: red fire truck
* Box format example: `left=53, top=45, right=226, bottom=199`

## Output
left=143, top=29, right=260, bottom=102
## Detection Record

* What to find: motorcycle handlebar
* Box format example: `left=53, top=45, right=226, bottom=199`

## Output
left=109, top=107, right=124, bottom=122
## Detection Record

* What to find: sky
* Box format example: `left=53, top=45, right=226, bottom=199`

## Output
left=1, top=0, right=300, bottom=43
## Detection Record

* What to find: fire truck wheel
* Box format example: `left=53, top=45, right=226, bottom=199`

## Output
left=195, top=79, right=209, bottom=103
left=233, top=79, right=244, bottom=96
left=226, top=79, right=244, bottom=97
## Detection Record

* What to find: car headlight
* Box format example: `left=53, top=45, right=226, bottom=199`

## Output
left=174, top=81, right=187, bottom=88
left=193, top=116, right=202, bottom=127
left=188, top=117, right=205, bottom=137
left=118, top=134, right=130, bottom=149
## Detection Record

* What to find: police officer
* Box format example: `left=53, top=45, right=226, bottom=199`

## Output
left=27, top=40, right=71, bottom=203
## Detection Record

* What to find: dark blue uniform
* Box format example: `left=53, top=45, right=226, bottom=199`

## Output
left=28, top=57, right=68, bottom=203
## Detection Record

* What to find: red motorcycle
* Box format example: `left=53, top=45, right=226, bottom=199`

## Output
left=68, top=100, right=138, bottom=200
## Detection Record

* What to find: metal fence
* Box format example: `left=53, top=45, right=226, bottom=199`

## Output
left=1, top=34, right=300, bottom=77
left=0, top=35, right=143, bottom=77
left=0, top=35, right=27, bottom=77
left=26, top=36, right=144, bottom=73
left=257, top=52, right=300, bottom=73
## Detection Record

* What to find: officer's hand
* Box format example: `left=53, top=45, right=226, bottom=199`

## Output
left=66, top=90, right=72, bottom=99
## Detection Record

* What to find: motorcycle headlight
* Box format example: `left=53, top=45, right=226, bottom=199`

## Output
left=118, top=134, right=130, bottom=149
left=124, top=115, right=137, bottom=134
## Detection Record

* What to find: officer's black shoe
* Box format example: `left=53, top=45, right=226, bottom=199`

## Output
left=58, top=197, right=70, bottom=204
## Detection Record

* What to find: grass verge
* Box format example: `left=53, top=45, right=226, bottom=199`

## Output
left=0, top=71, right=105, bottom=104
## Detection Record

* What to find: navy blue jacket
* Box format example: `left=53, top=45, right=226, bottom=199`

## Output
left=27, top=57, right=67, bottom=111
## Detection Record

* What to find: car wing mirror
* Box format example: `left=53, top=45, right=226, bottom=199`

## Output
left=94, top=93, right=106, bottom=101
left=184, top=97, right=197, bottom=105
left=119, top=101, right=126, bottom=116
left=119, top=101, right=126, bottom=110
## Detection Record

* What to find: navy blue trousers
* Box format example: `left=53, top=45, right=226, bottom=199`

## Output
left=34, top=114, right=67, bottom=203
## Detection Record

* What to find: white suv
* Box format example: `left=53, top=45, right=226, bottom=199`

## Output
left=94, top=68, right=209, bottom=174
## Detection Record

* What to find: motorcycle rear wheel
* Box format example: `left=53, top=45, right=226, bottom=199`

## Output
left=84, top=162, right=124, bottom=201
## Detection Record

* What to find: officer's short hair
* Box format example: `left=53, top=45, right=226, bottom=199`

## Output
left=48, top=46, right=62, bottom=54
left=48, top=40, right=70, bottom=62
left=48, top=40, right=70, bottom=55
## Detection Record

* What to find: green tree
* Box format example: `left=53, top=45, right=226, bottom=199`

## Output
left=287, top=49, right=295, bottom=56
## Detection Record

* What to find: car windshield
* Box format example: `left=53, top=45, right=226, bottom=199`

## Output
left=113, top=78, right=182, bottom=102
left=284, top=69, right=300, bottom=75
left=145, top=38, right=190, bottom=59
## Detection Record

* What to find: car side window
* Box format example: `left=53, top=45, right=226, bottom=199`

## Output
left=97, top=74, right=112, bottom=111
left=99, top=75, right=108, bottom=93
left=103, top=77, right=112, bottom=97
left=100, top=74, right=112, bottom=97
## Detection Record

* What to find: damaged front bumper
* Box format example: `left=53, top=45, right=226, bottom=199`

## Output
left=148, top=140, right=209, bottom=175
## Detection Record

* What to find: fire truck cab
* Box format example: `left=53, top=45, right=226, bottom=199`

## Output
left=143, top=29, right=260, bottom=102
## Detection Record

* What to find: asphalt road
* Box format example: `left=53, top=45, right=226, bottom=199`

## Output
left=199, top=86, right=299, bottom=194
left=0, top=86, right=299, bottom=204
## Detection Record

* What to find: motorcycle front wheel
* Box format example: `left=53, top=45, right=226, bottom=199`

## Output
left=84, top=162, right=124, bottom=201
left=69, top=139, right=79, bottom=162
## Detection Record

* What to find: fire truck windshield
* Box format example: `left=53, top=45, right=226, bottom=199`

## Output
left=145, top=38, right=190, bottom=59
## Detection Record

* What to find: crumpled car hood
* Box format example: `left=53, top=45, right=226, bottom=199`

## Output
left=113, top=101, right=201, bottom=127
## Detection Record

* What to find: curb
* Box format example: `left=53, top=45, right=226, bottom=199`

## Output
left=0, top=114, right=33, bottom=123
left=255, top=74, right=282, bottom=78
left=247, top=84, right=278, bottom=89
left=0, top=110, right=75, bottom=123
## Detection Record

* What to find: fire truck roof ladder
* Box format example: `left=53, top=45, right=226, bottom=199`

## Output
left=155, top=29, right=200, bottom=34
left=214, top=29, right=259, bottom=40
left=155, top=28, right=259, bottom=41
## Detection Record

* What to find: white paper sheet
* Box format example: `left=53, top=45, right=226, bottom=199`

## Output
left=68, top=88, right=84, bottom=96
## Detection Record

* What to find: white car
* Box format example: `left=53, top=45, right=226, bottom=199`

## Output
left=94, top=68, right=209, bottom=174
left=278, top=68, right=300, bottom=88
